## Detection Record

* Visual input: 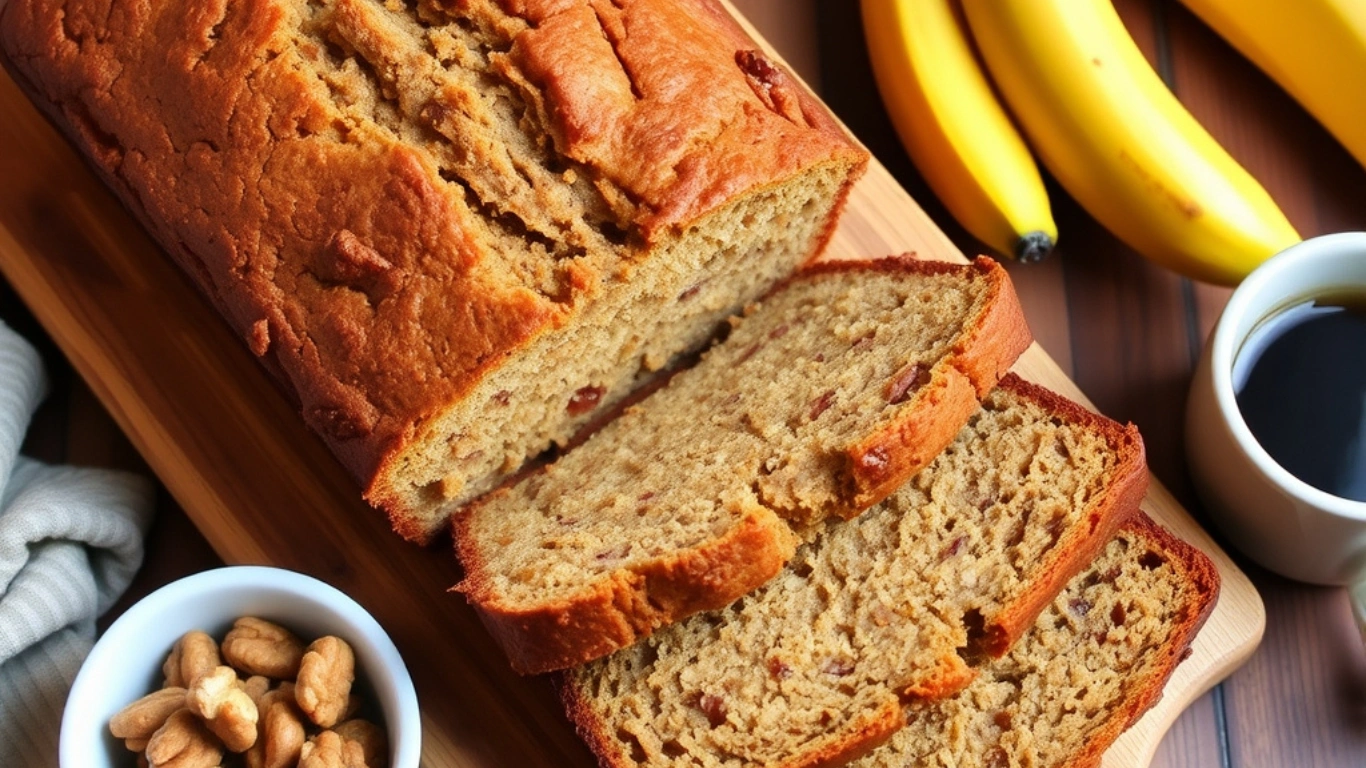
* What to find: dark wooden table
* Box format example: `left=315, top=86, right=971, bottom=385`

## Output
left=4, top=1, right=1366, bottom=765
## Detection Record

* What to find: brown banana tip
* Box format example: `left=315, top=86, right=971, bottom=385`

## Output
left=1013, top=231, right=1055, bottom=263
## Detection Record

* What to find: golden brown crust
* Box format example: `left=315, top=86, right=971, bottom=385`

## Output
left=0, top=0, right=865, bottom=542
left=453, top=258, right=1030, bottom=675
left=551, top=375, right=1197, bottom=768
left=556, top=683, right=630, bottom=768
left=1066, top=513, right=1222, bottom=768
left=845, top=363, right=981, bottom=515
left=802, top=256, right=1033, bottom=513
left=503, top=0, right=866, bottom=239
left=978, top=373, right=1150, bottom=658
left=0, top=0, right=555, bottom=512
left=454, top=502, right=798, bottom=675
left=1117, top=516, right=1222, bottom=723
left=947, top=259, right=1035, bottom=399
left=865, top=513, right=1219, bottom=768
left=779, top=702, right=904, bottom=768
left=556, top=680, right=904, bottom=768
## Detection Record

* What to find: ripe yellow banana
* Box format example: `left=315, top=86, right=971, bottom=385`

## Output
left=861, top=0, right=1056, bottom=262
left=1179, top=0, right=1366, bottom=170
left=961, top=0, right=1301, bottom=286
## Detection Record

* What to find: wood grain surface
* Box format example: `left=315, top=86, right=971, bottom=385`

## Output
left=1, top=0, right=1326, bottom=765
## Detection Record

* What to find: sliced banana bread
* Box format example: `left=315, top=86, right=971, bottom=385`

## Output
left=0, top=0, right=867, bottom=543
left=852, top=513, right=1219, bottom=768
left=559, top=374, right=1147, bottom=767
left=454, top=258, right=1032, bottom=674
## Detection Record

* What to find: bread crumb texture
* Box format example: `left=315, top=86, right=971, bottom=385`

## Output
left=562, top=376, right=1158, bottom=767
left=456, top=259, right=1031, bottom=672
left=855, top=515, right=1219, bottom=768
left=0, top=0, right=865, bottom=541
left=469, top=262, right=985, bottom=599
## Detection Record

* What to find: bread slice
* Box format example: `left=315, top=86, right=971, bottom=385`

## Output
left=0, top=0, right=867, bottom=543
left=454, top=258, right=1032, bottom=673
left=851, top=513, right=1219, bottom=768
left=559, top=374, right=1148, bottom=767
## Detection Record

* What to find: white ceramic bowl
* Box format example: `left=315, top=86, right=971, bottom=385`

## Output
left=61, top=566, right=421, bottom=767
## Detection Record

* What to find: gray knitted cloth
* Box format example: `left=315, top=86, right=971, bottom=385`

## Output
left=0, top=321, right=155, bottom=767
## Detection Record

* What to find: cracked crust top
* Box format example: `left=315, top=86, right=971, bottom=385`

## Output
left=0, top=0, right=865, bottom=535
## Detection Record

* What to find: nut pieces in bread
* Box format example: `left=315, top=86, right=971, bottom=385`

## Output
left=110, top=619, right=387, bottom=768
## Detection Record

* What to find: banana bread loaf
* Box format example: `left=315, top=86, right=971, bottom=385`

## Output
left=0, top=0, right=868, bottom=542
left=559, top=374, right=1148, bottom=767
left=851, top=513, right=1219, bottom=768
left=455, top=258, right=1032, bottom=674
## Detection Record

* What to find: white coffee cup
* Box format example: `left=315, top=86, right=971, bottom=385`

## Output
left=1187, top=232, right=1366, bottom=626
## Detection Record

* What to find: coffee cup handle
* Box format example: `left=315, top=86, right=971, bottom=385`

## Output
left=1351, top=580, right=1366, bottom=649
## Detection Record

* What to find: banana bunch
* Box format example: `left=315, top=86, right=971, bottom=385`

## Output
left=861, top=0, right=1056, bottom=263
left=1178, top=0, right=1366, bottom=170
left=863, top=0, right=1302, bottom=286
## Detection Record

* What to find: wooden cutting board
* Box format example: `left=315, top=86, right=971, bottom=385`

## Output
left=0, top=6, right=1262, bottom=766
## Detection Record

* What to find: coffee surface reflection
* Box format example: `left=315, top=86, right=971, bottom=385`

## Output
left=1233, top=294, right=1366, bottom=503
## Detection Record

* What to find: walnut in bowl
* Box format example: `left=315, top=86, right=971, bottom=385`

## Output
left=61, top=566, right=419, bottom=768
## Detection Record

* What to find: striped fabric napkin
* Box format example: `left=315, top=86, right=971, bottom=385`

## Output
left=0, top=321, right=154, bottom=768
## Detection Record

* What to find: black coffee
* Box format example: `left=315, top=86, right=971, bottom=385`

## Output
left=1233, top=294, right=1366, bottom=502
